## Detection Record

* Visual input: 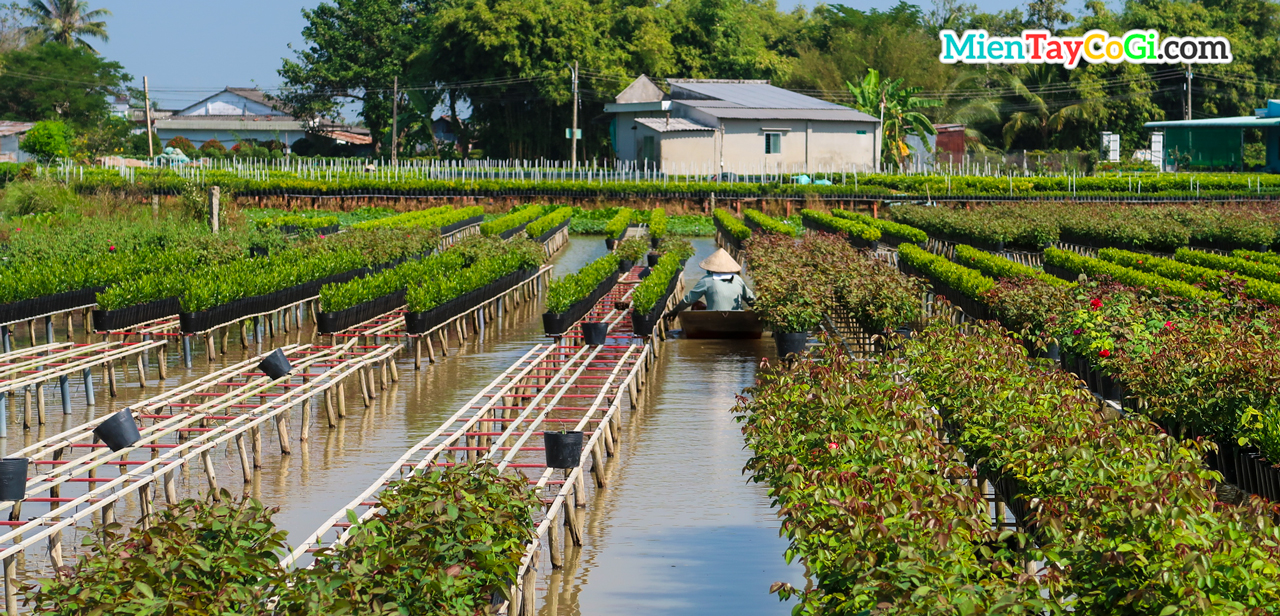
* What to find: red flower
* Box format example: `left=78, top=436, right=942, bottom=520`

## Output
left=1090, top=298, right=1103, bottom=309
left=1098, top=349, right=1111, bottom=358
left=1164, top=320, right=1174, bottom=330
left=319, top=234, right=326, bottom=239
left=827, top=442, right=839, bottom=451
left=12, top=228, right=19, bottom=232
left=108, top=245, right=115, bottom=252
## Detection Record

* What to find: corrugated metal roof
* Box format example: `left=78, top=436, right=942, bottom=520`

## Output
left=155, top=118, right=309, bottom=131
left=668, top=80, right=848, bottom=110
left=634, top=117, right=714, bottom=132
left=1145, top=116, right=1280, bottom=128
left=0, top=121, right=35, bottom=137
left=680, top=103, right=878, bottom=122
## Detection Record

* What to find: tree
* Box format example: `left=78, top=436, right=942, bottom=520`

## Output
left=0, top=42, right=128, bottom=126
left=19, top=119, right=72, bottom=161
left=20, top=0, right=109, bottom=52
left=408, top=0, right=628, bottom=159
left=995, top=64, right=1093, bottom=150
left=847, top=69, right=941, bottom=169
left=277, top=0, right=436, bottom=155
left=73, top=113, right=130, bottom=161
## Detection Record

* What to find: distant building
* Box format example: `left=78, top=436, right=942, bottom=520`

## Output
left=903, top=124, right=967, bottom=171
left=1141, top=103, right=1280, bottom=172
left=604, top=76, right=882, bottom=174
left=0, top=121, right=35, bottom=163
left=152, top=87, right=370, bottom=149
left=432, top=116, right=457, bottom=143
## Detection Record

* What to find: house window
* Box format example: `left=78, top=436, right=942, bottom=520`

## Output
left=764, top=132, right=781, bottom=154
left=856, top=130, right=867, bottom=135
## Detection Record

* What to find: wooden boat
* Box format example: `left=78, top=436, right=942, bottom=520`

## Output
left=676, top=310, right=764, bottom=339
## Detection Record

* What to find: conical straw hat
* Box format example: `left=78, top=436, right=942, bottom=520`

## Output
left=699, top=248, right=741, bottom=273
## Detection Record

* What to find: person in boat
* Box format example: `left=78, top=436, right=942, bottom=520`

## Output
left=664, top=248, right=754, bottom=319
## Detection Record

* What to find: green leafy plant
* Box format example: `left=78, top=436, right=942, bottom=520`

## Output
left=1100, top=247, right=1280, bottom=306
left=898, top=243, right=995, bottom=300
left=602, top=207, right=633, bottom=239
left=545, top=253, right=619, bottom=314
left=831, top=209, right=926, bottom=244
left=1044, top=247, right=1216, bottom=301
left=405, top=238, right=544, bottom=312
left=798, top=209, right=880, bottom=242
left=647, top=208, right=667, bottom=239
left=712, top=209, right=750, bottom=241
left=742, top=208, right=798, bottom=237
left=613, top=237, right=649, bottom=261
left=631, top=252, right=682, bottom=315
left=1238, top=404, right=1280, bottom=463
left=524, top=206, right=572, bottom=239
left=25, top=490, right=289, bottom=615
left=953, top=244, right=1066, bottom=287
left=656, top=237, right=694, bottom=261
left=480, top=205, right=543, bottom=236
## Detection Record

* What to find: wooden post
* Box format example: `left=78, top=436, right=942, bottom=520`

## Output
left=275, top=413, right=291, bottom=455
left=5, top=554, right=17, bottom=616
left=209, top=186, right=221, bottom=233
left=59, top=374, right=70, bottom=414
left=236, top=434, right=253, bottom=483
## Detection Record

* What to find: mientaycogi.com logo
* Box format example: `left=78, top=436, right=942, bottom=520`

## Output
left=939, top=29, right=1232, bottom=69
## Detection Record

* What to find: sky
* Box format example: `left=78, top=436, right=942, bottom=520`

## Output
left=94, top=0, right=1093, bottom=114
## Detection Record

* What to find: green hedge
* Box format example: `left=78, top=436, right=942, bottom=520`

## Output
left=603, top=208, right=633, bottom=239
left=319, top=251, right=466, bottom=313
left=1043, top=247, right=1217, bottom=300
left=256, top=214, right=339, bottom=230
left=898, top=244, right=994, bottom=299
left=1100, top=247, right=1280, bottom=305
left=1233, top=249, right=1280, bottom=267
left=480, top=205, right=543, bottom=237
left=953, top=244, right=1067, bottom=287
left=546, top=253, right=620, bottom=314
left=406, top=240, right=544, bottom=312
left=631, top=252, right=683, bottom=315
left=1175, top=247, right=1280, bottom=284
left=831, top=209, right=927, bottom=244
left=525, top=206, right=572, bottom=239
left=352, top=206, right=483, bottom=230
left=713, top=209, right=750, bottom=241
left=742, top=209, right=798, bottom=237
left=799, top=209, right=881, bottom=243
left=648, top=208, right=668, bottom=240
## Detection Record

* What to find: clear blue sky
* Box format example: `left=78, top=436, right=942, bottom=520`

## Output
left=95, top=0, right=1087, bottom=112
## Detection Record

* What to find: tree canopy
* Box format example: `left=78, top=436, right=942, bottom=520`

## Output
left=0, top=41, right=128, bottom=127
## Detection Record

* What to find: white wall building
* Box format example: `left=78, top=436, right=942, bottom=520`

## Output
left=0, top=122, right=35, bottom=163
left=153, top=87, right=369, bottom=149
left=604, top=76, right=881, bottom=175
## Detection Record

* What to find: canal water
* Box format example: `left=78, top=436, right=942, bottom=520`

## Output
left=6, top=237, right=801, bottom=614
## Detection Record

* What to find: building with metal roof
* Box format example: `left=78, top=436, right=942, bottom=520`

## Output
left=153, top=87, right=370, bottom=150
left=0, top=121, right=35, bottom=163
left=1142, top=100, right=1280, bottom=171
left=604, top=76, right=881, bottom=175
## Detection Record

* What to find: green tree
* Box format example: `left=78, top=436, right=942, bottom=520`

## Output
left=847, top=68, right=941, bottom=169
left=19, top=119, right=72, bottom=161
left=20, top=0, right=109, bottom=52
left=994, top=64, right=1094, bottom=150
left=277, top=0, right=436, bottom=156
left=408, top=0, right=628, bottom=159
left=0, top=42, right=128, bottom=126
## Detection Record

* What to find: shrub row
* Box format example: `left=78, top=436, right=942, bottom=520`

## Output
left=798, top=209, right=880, bottom=243
left=1176, top=247, right=1280, bottom=284
left=712, top=209, right=750, bottom=241
left=480, top=204, right=543, bottom=237
left=904, top=321, right=1280, bottom=613
left=603, top=207, right=633, bottom=239
left=736, top=343, right=1045, bottom=612
left=525, top=205, right=572, bottom=239
left=742, top=209, right=798, bottom=237
left=1043, top=246, right=1216, bottom=300
left=351, top=205, right=483, bottom=230
left=405, top=239, right=544, bottom=312
left=545, top=252, right=620, bottom=314
left=647, top=208, right=668, bottom=240
left=319, top=251, right=465, bottom=313
left=830, top=209, right=927, bottom=244
left=255, top=214, right=338, bottom=230
left=953, top=244, right=1067, bottom=287
left=630, top=252, right=683, bottom=315
left=1099, top=247, right=1280, bottom=305
left=898, top=243, right=995, bottom=300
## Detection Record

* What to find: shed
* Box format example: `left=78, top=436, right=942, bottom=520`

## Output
left=1142, top=102, right=1280, bottom=171
left=0, top=122, right=35, bottom=163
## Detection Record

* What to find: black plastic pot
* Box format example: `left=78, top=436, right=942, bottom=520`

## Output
left=618, top=259, right=635, bottom=273
left=775, top=332, right=809, bottom=360
left=1044, top=342, right=1061, bottom=361
left=0, top=458, right=27, bottom=501
left=650, top=236, right=661, bottom=249
left=605, top=238, right=617, bottom=251
left=581, top=321, right=609, bottom=346
left=647, top=253, right=661, bottom=267
left=93, top=409, right=141, bottom=452
left=259, top=348, right=293, bottom=379
left=544, top=431, right=584, bottom=469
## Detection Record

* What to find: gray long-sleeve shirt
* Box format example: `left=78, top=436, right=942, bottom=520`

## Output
left=679, top=274, right=755, bottom=311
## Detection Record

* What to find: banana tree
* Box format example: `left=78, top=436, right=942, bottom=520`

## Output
left=846, top=69, right=942, bottom=170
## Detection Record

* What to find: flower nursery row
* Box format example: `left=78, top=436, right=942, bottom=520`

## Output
left=25, top=162, right=1280, bottom=198
left=26, top=464, right=537, bottom=615
left=900, top=240, right=1280, bottom=499
left=741, top=319, right=1280, bottom=614
left=891, top=202, right=1280, bottom=252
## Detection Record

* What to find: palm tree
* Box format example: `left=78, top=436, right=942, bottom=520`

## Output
left=846, top=69, right=941, bottom=170
left=21, top=0, right=110, bottom=52
left=994, top=64, right=1090, bottom=150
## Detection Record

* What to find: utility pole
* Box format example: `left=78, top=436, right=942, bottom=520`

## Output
left=391, top=76, right=399, bottom=165
left=1185, top=67, right=1193, bottom=120
left=571, top=61, right=579, bottom=167
left=143, top=76, right=155, bottom=159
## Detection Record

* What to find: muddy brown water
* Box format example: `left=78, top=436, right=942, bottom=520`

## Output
left=3, top=237, right=800, bottom=613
